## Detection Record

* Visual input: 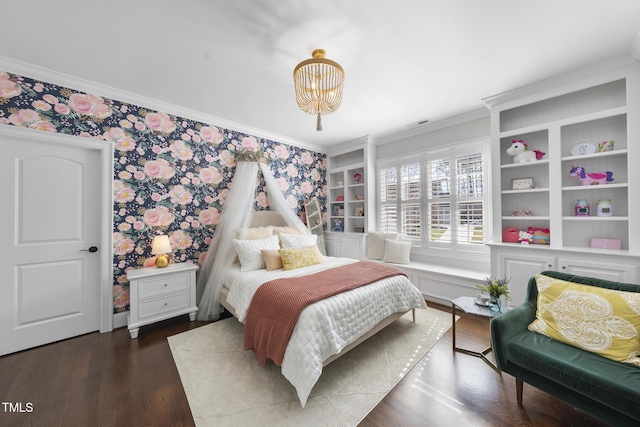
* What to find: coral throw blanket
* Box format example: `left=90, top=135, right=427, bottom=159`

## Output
left=243, top=260, right=406, bottom=366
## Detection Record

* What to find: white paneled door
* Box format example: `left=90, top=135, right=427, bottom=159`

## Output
left=0, top=131, right=102, bottom=356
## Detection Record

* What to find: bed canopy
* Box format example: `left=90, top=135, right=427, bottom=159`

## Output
left=196, top=150, right=309, bottom=321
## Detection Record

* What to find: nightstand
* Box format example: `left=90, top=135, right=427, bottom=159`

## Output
left=126, top=261, right=198, bottom=339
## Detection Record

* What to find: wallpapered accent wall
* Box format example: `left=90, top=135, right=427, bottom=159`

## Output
left=0, top=70, right=327, bottom=314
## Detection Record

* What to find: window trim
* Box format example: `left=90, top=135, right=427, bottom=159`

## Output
left=376, top=138, right=490, bottom=260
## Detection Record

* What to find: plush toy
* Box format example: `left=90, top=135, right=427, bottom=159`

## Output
left=506, top=140, right=546, bottom=163
left=569, top=165, right=614, bottom=185
left=528, top=227, right=550, bottom=245
left=332, top=219, right=343, bottom=232
left=518, top=230, right=533, bottom=244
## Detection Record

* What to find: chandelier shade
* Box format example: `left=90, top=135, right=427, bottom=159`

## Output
left=293, top=49, right=344, bottom=131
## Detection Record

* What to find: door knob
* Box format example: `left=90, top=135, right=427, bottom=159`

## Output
left=80, top=246, right=98, bottom=253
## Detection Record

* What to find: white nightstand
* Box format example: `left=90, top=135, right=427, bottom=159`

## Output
left=126, top=261, right=198, bottom=339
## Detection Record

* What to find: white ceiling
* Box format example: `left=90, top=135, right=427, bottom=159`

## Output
left=2, top=0, right=640, bottom=149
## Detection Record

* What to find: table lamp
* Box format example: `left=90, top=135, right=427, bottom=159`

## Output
left=151, top=235, right=172, bottom=268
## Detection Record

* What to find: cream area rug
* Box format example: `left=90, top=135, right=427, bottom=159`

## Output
left=168, top=308, right=452, bottom=427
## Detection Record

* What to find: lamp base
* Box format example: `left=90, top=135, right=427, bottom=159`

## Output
left=155, top=255, right=170, bottom=268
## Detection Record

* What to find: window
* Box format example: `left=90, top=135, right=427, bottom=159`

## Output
left=378, top=139, right=488, bottom=255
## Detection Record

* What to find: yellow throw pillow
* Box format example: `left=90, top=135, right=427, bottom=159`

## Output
left=278, top=245, right=323, bottom=271
left=528, top=274, right=640, bottom=366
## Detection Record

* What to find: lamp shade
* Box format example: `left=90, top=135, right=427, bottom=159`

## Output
left=151, top=235, right=172, bottom=255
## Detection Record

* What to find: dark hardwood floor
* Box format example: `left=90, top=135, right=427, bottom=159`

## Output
left=0, top=304, right=608, bottom=427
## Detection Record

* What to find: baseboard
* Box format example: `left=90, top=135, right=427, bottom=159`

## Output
left=113, top=312, right=128, bottom=330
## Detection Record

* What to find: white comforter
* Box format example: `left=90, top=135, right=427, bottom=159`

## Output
left=225, top=256, right=427, bottom=406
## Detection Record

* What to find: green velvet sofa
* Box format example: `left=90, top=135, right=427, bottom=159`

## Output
left=490, top=271, right=640, bottom=426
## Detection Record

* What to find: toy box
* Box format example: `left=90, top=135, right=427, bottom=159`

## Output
left=590, top=238, right=621, bottom=250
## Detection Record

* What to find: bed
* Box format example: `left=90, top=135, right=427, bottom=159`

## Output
left=219, top=211, right=427, bottom=406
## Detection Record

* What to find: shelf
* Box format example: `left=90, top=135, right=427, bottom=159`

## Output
left=502, top=188, right=549, bottom=195
left=561, top=149, right=628, bottom=162
left=502, top=216, right=550, bottom=221
left=562, top=183, right=628, bottom=191
left=501, top=159, right=550, bottom=169
left=562, top=216, right=628, bottom=221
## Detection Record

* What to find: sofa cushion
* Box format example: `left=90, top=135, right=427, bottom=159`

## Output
left=507, top=331, right=640, bottom=421
left=528, top=274, right=640, bottom=365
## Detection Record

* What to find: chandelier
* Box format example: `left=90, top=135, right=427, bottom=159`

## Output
left=293, top=49, right=344, bottom=131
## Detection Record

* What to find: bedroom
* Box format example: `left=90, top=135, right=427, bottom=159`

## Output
left=1, top=1, right=640, bottom=426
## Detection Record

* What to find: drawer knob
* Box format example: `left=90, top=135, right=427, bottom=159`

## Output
left=164, top=302, right=168, bottom=306
left=164, top=283, right=168, bottom=287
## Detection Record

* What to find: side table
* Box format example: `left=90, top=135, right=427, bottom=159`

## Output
left=451, top=296, right=507, bottom=371
left=126, top=261, right=198, bottom=339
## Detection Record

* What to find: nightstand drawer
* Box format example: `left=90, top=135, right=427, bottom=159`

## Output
left=138, top=274, right=188, bottom=298
left=139, top=292, right=189, bottom=318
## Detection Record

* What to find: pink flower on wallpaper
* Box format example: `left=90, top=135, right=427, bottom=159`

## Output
left=68, top=93, right=110, bottom=117
left=274, top=145, right=289, bottom=159
left=256, top=192, right=269, bottom=208
left=241, top=136, right=259, bottom=150
left=199, top=166, right=223, bottom=184
left=0, top=78, right=21, bottom=98
left=28, top=120, right=57, bottom=132
left=286, top=163, right=299, bottom=178
left=170, top=230, right=193, bottom=250
left=310, top=168, right=320, bottom=181
left=54, top=103, right=70, bottom=114
left=32, top=100, right=51, bottom=111
left=115, top=186, right=136, bottom=203
left=198, top=207, right=220, bottom=225
left=144, top=158, right=175, bottom=180
left=300, top=181, right=313, bottom=194
left=113, top=286, right=129, bottom=308
left=286, top=194, right=298, bottom=209
left=8, top=108, right=40, bottom=126
left=114, top=238, right=135, bottom=255
left=115, top=136, right=136, bottom=151
left=143, top=205, right=175, bottom=227
left=169, top=185, right=193, bottom=205
left=43, top=94, right=58, bottom=104
left=145, top=111, right=176, bottom=133
left=217, top=150, right=235, bottom=167
left=275, top=177, right=289, bottom=191
left=300, top=151, right=313, bottom=165
left=200, top=126, right=223, bottom=145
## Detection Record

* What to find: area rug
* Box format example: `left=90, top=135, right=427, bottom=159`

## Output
left=168, top=308, right=452, bottom=427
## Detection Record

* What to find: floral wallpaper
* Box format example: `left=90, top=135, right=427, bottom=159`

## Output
left=0, top=70, right=327, bottom=314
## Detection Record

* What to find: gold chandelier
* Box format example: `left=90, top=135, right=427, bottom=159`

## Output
left=293, top=49, right=344, bottom=131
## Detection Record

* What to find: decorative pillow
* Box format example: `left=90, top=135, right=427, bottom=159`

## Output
left=272, top=226, right=302, bottom=236
left=382, top=239, right=411, bottom=264
left=279, top=232, right=317, bottom=249
left=232, top=235, right=279, bottom=272
left=235, top=226, right=273, bottom=240
left=260, top=249, right=282, bottom=271
left=528, top=274, right=640, bottom=366
left=278, top=245, right=323, bottom=271
left=366, top=232, right=399, bottom=260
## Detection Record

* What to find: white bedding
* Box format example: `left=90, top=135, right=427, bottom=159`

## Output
left=225, top=256, right=427, bottom=406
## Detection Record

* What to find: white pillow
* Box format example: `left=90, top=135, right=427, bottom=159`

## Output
left=366, top=232, right=399, bottom=260
left=232, top=234, right=279, bottom=271
left=279, top=232, right=317, bottom=249
left=382, top=239, right=411, bottom=264
left=235, top=226, right=273, bottom=240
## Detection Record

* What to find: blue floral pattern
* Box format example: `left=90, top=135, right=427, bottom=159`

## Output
left=0, top=70, right=327, bottom=313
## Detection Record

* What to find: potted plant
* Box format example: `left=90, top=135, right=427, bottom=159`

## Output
left=477, top=276, right=511, bottom=313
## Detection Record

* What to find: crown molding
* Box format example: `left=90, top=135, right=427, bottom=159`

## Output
left=375, top=108, right=489, bottom=146
left=0, top=55, right=326, bottom=154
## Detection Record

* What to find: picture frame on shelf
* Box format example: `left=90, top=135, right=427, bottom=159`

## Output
left=511, top=177, right=535, bottom=190
left=355, top=205, right=364, bottom=216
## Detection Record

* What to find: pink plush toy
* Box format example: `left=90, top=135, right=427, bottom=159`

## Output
left=506, top=140, right=546, bottom=163
left=569, top=166, right=614, bottom=186
left=518, top=230, right=532, bottom=244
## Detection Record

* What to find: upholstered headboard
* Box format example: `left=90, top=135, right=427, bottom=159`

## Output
left=250, top=210, right=288, bottom=227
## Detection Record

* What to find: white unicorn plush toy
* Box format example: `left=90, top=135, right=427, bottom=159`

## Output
left=506, top=140, right=546, bottom=163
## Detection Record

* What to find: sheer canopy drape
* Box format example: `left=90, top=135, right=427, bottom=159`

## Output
left=196, top=161, right=308, bottom=320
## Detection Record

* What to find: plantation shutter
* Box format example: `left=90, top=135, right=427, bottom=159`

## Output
left=456, top=152, right=484, bottom=245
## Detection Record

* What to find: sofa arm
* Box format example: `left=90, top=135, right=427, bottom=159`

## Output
left=490, top=302, right=536, bottom=371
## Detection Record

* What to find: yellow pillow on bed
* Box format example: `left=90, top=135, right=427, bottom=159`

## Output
left=278, top=245, right=323, bottom=271
left=528, top=274, right=640, bottom=366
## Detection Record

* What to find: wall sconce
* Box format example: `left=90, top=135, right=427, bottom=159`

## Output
left=151, top=235, right=172, bottom=268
